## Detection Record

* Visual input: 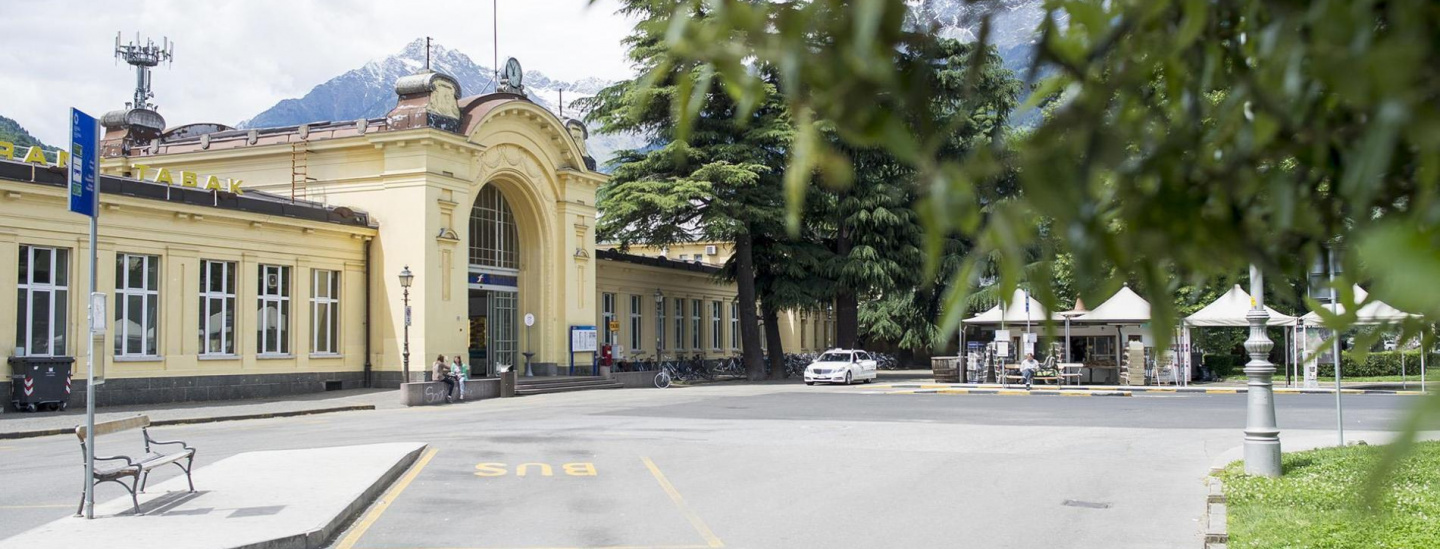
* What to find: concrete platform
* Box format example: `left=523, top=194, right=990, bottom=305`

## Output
left=0, top=442, right=426, bottom=549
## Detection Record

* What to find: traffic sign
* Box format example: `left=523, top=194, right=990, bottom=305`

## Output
left=68, top=108, right=99, bottom=217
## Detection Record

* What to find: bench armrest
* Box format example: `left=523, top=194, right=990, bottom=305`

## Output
left=146, top=438, right=194, bottom=451
left=94, top=455, right=136, bottom=466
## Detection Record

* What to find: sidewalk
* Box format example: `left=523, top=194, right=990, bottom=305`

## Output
left=867, top=382, right=1427, bottom=396
left=0, top=388, right=399, bottom=440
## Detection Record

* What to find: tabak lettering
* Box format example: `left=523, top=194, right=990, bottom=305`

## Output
left=0, top=140, right=244, bottom=194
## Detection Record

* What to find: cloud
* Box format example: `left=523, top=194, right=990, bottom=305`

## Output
left=0, top=0, right=635, bottom=145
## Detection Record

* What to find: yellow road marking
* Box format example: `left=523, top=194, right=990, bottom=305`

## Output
left=641, top=457, right=724, bottom=548
left=1206, top=389, right=1238, bottom=394
left=996, top=390, right=1029, bottom=396
left=335, top=447, right=439, bottom=549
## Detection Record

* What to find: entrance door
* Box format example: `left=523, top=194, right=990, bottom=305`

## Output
left=488, top=290, right=518, bottom=375
left=469, top=288, right=517, bottom=377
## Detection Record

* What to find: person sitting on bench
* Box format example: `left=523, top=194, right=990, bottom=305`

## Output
left=1019, top=353, right=1041, bottom=389
left=432, top=354, right=455, bottom=403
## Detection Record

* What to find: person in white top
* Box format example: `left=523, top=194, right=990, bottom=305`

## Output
left=1019, top=353, right=1041, bottom=389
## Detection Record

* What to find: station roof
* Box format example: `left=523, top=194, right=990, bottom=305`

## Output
left=0, top=158, right=374, bottom=228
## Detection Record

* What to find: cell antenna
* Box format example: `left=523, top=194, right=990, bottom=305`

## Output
left=114, top=32, right=174, bottom=111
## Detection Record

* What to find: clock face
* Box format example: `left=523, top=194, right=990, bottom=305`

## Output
left=505, top=58, right=523, bottom=87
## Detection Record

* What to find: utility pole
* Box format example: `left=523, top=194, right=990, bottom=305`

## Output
left=1244, top=264, right=1282, bottom=477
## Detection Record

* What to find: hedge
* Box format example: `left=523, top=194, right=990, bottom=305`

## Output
left=1204, top=354, right=1243, bottom=378
left=1318, top=351, right=1437, bottom=377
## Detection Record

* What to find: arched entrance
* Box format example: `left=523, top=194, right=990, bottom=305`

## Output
left=468, top=184, right=520, bottom=377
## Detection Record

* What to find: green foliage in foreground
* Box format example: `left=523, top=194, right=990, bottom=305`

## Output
left=1219, top=441, right=1440, bottom=549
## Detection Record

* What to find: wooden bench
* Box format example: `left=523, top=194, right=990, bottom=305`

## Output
left=75, top=415, right=196, bottom=515
left=1003, top=364, right=1062, bottom=386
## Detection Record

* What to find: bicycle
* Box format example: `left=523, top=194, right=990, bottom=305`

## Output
left=654, top=354, right=682, bottom=388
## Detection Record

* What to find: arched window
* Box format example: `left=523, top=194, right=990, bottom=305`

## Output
left=469, top=185, right=519, bottom=269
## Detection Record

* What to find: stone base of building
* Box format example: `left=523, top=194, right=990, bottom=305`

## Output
left=1, top=372, right=367, bottom=411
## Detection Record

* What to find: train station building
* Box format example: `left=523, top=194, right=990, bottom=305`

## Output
left=0, top=59, right=830, bottom=408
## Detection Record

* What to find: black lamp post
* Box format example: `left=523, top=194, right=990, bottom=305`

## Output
left=399, top=265, right=414, bottom=382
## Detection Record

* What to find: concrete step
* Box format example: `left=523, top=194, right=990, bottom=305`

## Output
left=515, top=377, right=622, bottom=396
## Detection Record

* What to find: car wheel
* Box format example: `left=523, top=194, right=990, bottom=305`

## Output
left=844, top=372, right=852, bottom=385
left=805, top=381, right=814, bottom=386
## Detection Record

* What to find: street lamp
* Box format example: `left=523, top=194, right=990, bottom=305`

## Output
left=399, top=265, right=414, bottom=383
left=654, top=289, right=664, bottom=360
left=1244, top=263, right=1282, bottom=477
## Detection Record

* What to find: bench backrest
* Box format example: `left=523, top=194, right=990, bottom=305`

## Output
left=75, top=415, right=150, bottom=441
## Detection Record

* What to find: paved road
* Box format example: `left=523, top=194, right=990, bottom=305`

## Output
left=0, top=383, right=1424, bottom=548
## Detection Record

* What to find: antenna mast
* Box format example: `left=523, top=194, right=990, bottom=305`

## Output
left=114, top=32, right=174, bottom=111
left=493, top=0, right=499, bottom=92
left=425, top=36, right=432, bottom=71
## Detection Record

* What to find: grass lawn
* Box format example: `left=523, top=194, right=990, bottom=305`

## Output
left=1219, top=441, right=1440, bottom=549
left=1220, top=374, right=1438, bottom=384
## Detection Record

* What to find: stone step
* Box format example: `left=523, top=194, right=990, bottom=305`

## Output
left=515, top=378, right=623, bottom=396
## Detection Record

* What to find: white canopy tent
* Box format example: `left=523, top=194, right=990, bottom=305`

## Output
left=1301, top=285, right=1426, bottom=387
left=1071, top=286, right=1153, bottom=382
left=962, top=288, right=1060, bottom=325
left=1076, top=285, right=1151, bottom=323
left=961, top=288, right=1060, bottom=363
left=1183, top=285, right=1299, bottom=385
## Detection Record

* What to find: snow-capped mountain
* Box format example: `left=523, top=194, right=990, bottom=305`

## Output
left=238, top=38, right=645, bottom=169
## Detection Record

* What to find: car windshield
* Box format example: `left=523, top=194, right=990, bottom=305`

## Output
left=817, top=352, right=852, bottom=363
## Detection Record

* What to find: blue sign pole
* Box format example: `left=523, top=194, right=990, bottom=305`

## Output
left=70, top=108, right=101, bottom=519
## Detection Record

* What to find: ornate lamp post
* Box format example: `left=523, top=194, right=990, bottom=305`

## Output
left=654, top=289, right=665, bottom=359
left=1244, top=264, right=1282, bottom=477
left=399, top=265, right=414, bottom=383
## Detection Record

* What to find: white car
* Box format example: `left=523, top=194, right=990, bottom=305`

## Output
left=804, top=349, right=878, bottom=385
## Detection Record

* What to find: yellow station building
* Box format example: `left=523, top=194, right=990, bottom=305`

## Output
left=1, top=60, right=830, bottom=408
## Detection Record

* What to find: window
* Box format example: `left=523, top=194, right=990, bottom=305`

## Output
left=729, top=302, right=739, bottom=350
left=800, top=316, right=808, bottom=351
left=16, top=246, right=69, bottom=357
left=815, top=313, right=823, bottom=349
left=601, top=293, right=616, bottom=345
left=673, top=298, right=685, bottom=350
left=656, top=297, right=666, bottom=353
left=711, top=301, right=721, bottom=350
left=311, top=270, right=340, bottom=355
left=257, top=264, right=291, bottom=355
left=691, top=299, right=701, bottom=350
left=629, top=295, right=642, bottom=352
left=199, top=260, right=236, bottom=355
left=469, top=185, right=519, bottom=270
left=114, top=253, right=159, bottom=357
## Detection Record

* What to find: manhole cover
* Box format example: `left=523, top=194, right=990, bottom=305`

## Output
left=1062, top=499, right=1112, bottom=509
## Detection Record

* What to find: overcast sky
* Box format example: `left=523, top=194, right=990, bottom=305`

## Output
left=0, top=0, right=635, bottom=146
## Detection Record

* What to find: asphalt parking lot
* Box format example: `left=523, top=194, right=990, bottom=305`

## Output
left=0, top=382, right=1424, bottom=548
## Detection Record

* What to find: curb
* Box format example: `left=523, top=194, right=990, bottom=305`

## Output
left=1203, top=475, right=1229, bottom=548
left=0, top=404, right=376, bottom=440
left=281, top=443, right=425, bottom=549
left=871, top=383, right=1424, bottom=396
left=884, top=388, right=1132, bottom=397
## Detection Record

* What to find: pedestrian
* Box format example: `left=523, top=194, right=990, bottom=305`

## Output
left=432, top=354, right=454, bottom=403
left=1020, top=352, right=1040, bottom=389
left=451, top=355, right=468, bottom=401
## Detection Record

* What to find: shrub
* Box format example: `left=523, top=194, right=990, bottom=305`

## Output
left=1316, top=351, right=1435, bottom=377
left=1204, top=354, right=1242, bottom=378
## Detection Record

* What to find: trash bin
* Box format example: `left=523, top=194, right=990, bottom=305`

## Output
left=8, top=356, right=75, bottom=412
left=497, top=364, right=516, bottom=398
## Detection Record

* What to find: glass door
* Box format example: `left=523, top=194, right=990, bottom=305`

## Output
left=488, top=291, right=518, bottom=376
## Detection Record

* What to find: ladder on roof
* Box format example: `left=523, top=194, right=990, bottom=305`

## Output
left=290, top=141, right=308, bottom=201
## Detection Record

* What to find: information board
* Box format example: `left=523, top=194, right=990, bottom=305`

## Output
left=570, top=325, right=598, bottom=352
